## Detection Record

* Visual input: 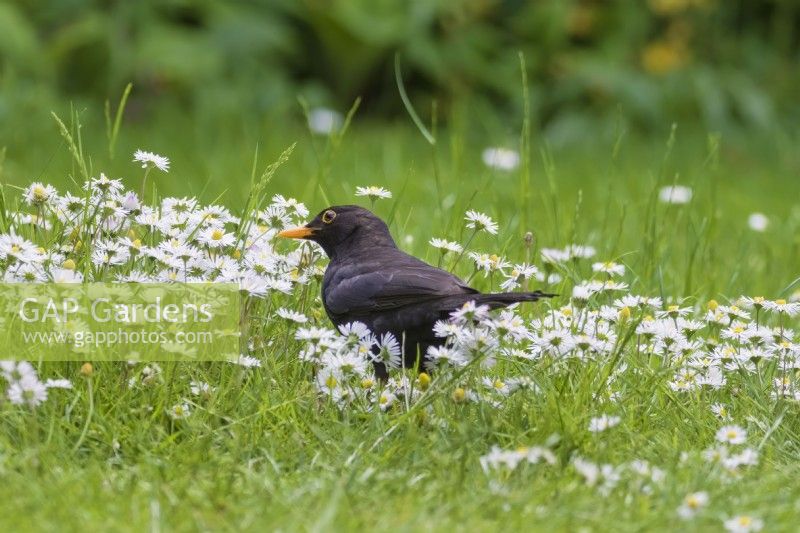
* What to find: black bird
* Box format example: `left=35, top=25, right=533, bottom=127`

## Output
left=278, top=205, right=553, bottom=379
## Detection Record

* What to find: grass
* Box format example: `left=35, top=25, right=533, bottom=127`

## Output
left=1, top=99, right=800, bottom=532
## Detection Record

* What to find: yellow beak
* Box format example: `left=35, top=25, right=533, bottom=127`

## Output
left=277, top=226, right=315, bottom=239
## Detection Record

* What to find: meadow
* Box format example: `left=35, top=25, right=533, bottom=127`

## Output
left=1, top=98, right=800, bottom=532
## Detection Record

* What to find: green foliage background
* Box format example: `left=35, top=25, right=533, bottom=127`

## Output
left=1, top=0, right=799, bottom=134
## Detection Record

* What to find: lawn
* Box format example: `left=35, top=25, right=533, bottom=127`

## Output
left=1, top=102, right=799, bottom=532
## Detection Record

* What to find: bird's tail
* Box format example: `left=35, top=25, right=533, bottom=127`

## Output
left=437, top=290, right=556, bottom=312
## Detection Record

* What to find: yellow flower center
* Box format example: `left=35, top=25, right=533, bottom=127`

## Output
left=211, top=229, right=224, bottom=241
left=417, top=372, right=431, bottom=390
left=452, top=387, right=466, bottom=403
left=33, top=185, right=47, bottom=201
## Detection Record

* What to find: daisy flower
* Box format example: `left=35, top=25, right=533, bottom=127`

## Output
left=429, top=238, right=463, bottom=254
left=747, top=213, right=768, bottom=232
left=592, top=261, right=625, bottom=277
left=355, top=186, right=392, bottom=201
left=481, top=147, right=520, bottom=171
left=567, top=244, right=597, bottom=259
left=276, top=307, right=308, bottom=323
left=190, top=381, right=215, bottom=397
left=710, top=403, right=731, bottom=420
left=199, top=228, right=236, bottom=249
left=588, top=414, right=621, bottom=433
left=377, top=391, right=397, bottom=411
left=372, top=333, right=401, bottom=368
left=715, top=424, right=747, bottom=445
left=764, top=299, right=800, bottom=316
left=235, top=355, right=262, bottom=368
left=23, top=182, right=57, bottom=206
left=541, top=248, right=570, bottom=264
left=133, top=149, right=170, bottom=172
left=677, top=491, right=709, bottom=519
left=7, top=375, right=48, bottom=407
left=657, top=305, right=693, bottom=319
left=469, top=252, right=510, bottom=275
left=659, top=185, right=692, bottom=204
left=168, top=402, right=191, bottom=419
left=465, top=210, right=499, bottom=235
left=45, top=378, right=73, bottom=389
left=307, top=107, right=342, bottom=135
left=450, top=301, right=490, bottom=324
left=723, top=515, right=763, bottom=533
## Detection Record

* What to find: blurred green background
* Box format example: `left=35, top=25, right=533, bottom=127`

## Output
left=2, top=0, right=798, bottom=174
left=1, top=0, right=798, bottom=190
left=3, top=0, right=799, bottom=131
left=0, top=0, right=799, bottom=300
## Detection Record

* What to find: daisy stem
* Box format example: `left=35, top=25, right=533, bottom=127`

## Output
left=72, top=375, right=94, bottom=453
left=451, top=229, right=477, bottom=271
left=140, top=167, right=152, bottom=203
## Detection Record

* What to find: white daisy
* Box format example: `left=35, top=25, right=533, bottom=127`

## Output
left=199, top=228, right=236, bottom=249
left=133, top=149, right=170, bottom=172
left=677, top=491, right=709, bottom=519
left=588, top=414, right=621, bottom=433
left=723, top=515, right=763, bottom=533
left=307, top=107, right=342, bottom=135
left=276, top=307, right=308, bottom=323
left=168, top=402, right=191, bottom=419
left=715, top=424, right=747, bottom=445
left=465, top=210, right=499, bottom=235
left=592, top=261, right=625, bottom=277
left=7, top=375, right=48, bottom=407
left=659, top=185, right=692, bottom=204
left=355, top=186, right=392, bottom=201
left=481, top=147, right=520, bottom=171
left=747, top=213, right=768, bottom=232
left=23, top=182, right=57, bottom=206
left=429, top=238, right=463, bottom=254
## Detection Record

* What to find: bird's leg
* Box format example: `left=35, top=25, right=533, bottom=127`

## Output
left=372, top=362, right=389, bottom=382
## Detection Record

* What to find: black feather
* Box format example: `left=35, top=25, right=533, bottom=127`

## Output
left=284, top=205, right=555, bottom=378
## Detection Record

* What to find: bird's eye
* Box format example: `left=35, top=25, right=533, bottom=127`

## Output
left=322, top=210, right=337, bottom=224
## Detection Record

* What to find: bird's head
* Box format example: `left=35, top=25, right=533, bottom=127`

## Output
left=278, top=205, right=396, bottom=258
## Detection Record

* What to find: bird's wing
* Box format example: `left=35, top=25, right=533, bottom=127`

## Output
left=324, top=258, right=477, bottom=316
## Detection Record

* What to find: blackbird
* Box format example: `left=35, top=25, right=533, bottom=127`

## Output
left=278, top=205, right=553, bottom=379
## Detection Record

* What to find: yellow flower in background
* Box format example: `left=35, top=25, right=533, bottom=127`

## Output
left=567, top=4, right=595, bottom=38
left=642, top=39, right=689, bottom=74
left=650, top=0, right=716, bottom=15
left=649, top=0, right=691, bottom=16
